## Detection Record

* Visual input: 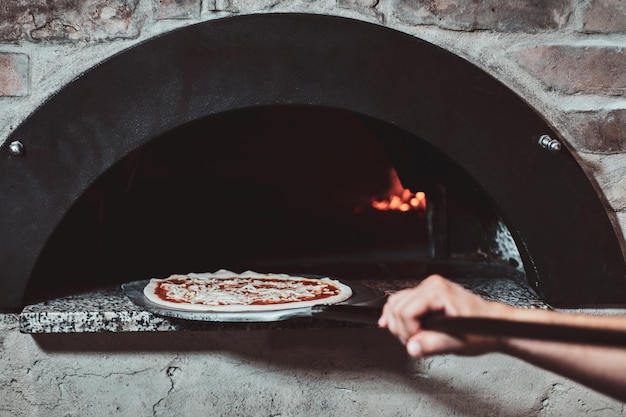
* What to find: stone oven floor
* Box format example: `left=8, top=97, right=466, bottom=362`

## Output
left=19, top=278, right=548, bottom=333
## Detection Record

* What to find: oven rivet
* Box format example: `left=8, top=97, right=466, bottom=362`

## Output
left=538, top=135, right=561, bottom=153
left=8, top=140, right=26, bottom=156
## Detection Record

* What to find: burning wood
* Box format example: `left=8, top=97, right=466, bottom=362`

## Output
left=371, top=169, right=426, bottom=212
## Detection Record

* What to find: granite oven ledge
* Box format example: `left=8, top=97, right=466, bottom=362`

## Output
left=17, top=279, right=549, bottom=334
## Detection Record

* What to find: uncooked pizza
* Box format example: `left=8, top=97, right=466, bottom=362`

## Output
left=143, top=269, right=353, bottom=312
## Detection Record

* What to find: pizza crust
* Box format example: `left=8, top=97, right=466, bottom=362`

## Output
left=143, top=269, right=353, bottom=312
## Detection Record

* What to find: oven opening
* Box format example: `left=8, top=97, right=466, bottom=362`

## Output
left=27, top=105, right=523, bottom=303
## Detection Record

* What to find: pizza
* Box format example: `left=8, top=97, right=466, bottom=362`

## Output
left=143, top=269, right=353, bottom=312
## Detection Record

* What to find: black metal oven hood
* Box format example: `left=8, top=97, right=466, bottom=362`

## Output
left=0, top=13, right=624, bottom=311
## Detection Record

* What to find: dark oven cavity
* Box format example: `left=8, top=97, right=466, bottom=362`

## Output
left=28, top=105, right=520, bottom=301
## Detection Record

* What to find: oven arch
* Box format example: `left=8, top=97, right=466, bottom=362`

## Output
left=1, top=13, right=624, bottom=310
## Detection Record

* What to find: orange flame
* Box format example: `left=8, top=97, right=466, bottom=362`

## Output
left=371, top=170, right=426, bottom=212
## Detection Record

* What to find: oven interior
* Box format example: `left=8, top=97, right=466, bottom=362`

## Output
left=27, top=105, right=522, bottom=302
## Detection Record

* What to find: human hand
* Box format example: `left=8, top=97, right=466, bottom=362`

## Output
left=378, top=275, right=510, bottom=358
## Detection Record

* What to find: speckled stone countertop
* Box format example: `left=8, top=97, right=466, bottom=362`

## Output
left=19, top=278, right=549, bottom=334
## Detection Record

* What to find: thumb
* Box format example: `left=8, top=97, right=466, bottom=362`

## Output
left=405, top=331, right=466, bottom=358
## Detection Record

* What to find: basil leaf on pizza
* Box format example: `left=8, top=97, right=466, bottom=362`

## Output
left=143, top=270, right=353, bottom=312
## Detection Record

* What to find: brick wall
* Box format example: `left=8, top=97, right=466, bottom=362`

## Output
left=0, top=0, right=625, bottom=249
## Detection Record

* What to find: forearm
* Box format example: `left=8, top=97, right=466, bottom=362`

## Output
left=498, top=308, right=626, bottom=402
left=501, top=338, right=626, bottom=402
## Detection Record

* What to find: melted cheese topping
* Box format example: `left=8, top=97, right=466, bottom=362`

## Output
left=143, top=270, right=352, bottom=311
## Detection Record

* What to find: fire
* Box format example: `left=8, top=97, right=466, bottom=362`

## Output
left=371, top=169, right=426, bottom=212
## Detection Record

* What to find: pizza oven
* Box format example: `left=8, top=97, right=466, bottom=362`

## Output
left=1, top=13, right=625, bottom=312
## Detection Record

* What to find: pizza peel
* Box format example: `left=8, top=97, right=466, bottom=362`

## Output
left=123, top=279, right=626, bottom=346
